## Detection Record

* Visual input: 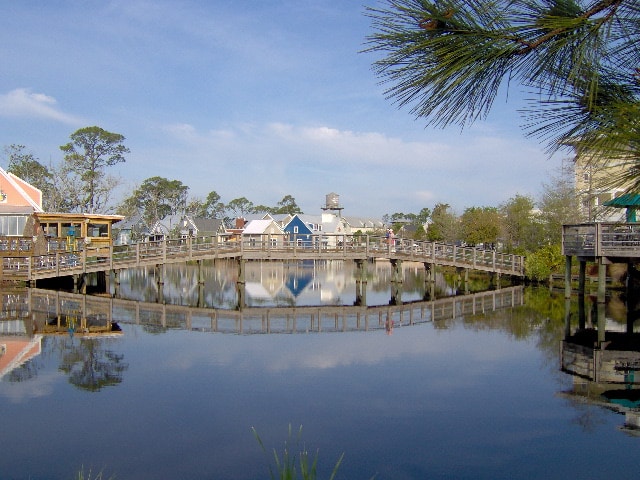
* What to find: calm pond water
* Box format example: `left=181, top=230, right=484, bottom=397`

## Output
left=1, top=260, right=639, bottom=479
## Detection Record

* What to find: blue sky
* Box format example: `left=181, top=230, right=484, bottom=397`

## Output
left=0, top=0, right=564, bottom=218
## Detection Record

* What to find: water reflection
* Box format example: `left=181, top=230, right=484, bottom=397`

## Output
left=3, top=265, right=640, bottom=479
left=113, top=259, right=465, bottom=308
left=560, top=293, right=640, bottom=435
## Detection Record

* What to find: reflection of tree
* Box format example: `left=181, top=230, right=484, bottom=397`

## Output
left=59, top=338, right=128, bottom=392
left=6, top=359, right=41, bottom=383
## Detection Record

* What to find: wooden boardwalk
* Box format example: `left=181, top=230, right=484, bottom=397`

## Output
left=562, top=223, right=640, bottom=260
left=7, top=286, right=525, bottom=335
left=562, top=223, right=640, bottom=301
left=1, top=234, right=525, bottom=283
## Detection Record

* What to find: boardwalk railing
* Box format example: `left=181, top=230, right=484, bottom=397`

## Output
left=1, top=234, right=525, bottom=282
left=562, top=223, right=640, bottom=258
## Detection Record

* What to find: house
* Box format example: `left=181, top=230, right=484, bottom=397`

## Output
left=146, top=215, right=227, bottom=242
left=297, top=213, right=349, bottom=247
left=282, top=214, right=314, bottom=246
left=573, top=151, right=631, bottom=222
left=342, top=215, right=386, bottom=235
left=242, top=218, right=285, bottom=247
left=181, top=216, right=226, bottom=239
left=147, top=214, right=182, bottom=241
left=113, top=213, right=148, bottom=245
left=0, top=166, right=43, bottom=237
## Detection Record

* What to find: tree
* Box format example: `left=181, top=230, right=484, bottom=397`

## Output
left=226, top=197, right=255, bottom=218
left=3, top=145, right=54, bottom=205
left=538, top=172, right=583, bottom=244
left=427, top=203, right=458, bottom=242
left=366, top=1, right=639, bottom=187
left=202, top=190, right=226, bottom=218
left=60, top=126, right=129, bottom=213
left=124, top=176, right=189, bottom=225
left=416, top=207, right=431, bottom=225
left=274, top=195, right=303, bottom=215
left=460, top=206, right=500, bottom=246
left=499, top=194, right=540, bottom=253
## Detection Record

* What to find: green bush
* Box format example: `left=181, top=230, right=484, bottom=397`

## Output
left=525, top=244, right=564, bottom=282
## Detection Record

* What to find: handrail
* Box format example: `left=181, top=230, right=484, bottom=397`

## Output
left=1, top=234, right=525, bottom=281
left=562, top=223, right=640, bottom=258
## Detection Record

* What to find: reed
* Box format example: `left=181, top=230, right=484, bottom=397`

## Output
left=74, top=466, right=114, bottom=480
left=252, top=424, right=344, bottom=480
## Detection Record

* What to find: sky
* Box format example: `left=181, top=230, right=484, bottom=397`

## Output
left=0, top=0, right=566, bottom=219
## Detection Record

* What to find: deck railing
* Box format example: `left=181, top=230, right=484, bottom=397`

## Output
left=562, top=223, right=640, bottom=258
left=1, top=234, right=525, bottom=281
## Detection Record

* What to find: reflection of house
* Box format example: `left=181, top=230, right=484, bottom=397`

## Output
left=560, top=319, right=640, bottom=434
left=0, top=318, right=42, bottom=380
left=244, top=261, right=286, bottom=300
left=561, top=330, right=640, bottom=384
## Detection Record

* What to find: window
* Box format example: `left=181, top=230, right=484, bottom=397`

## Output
left=0, top=215, right=28, bottom=236
left=61, top=223, right=82, bottom=238
left=596, top=193, right=612, bottom=205
left=293, top=226, right=299, bottom=234
left=42, top=223, right=59, bottom=237
left=87, top=223, right=109, bottom=238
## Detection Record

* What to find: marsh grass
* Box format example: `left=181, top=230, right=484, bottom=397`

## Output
left=75, top=466, right=115, bottom=480
left=252, top=424, right=344, bottom=480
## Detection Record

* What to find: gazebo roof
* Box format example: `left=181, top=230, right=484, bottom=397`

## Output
left=603, top=193, right=640, bottom=208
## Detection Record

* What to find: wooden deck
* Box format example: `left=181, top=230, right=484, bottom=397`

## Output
left=562, top=223, right=640, bottom=260
left=0, top=234, right=525, bottom=283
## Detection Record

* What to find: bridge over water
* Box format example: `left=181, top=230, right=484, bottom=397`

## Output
left=0, top=234, right=525, bottom=286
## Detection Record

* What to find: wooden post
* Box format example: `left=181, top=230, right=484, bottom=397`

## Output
left=564, top=256, right=572, bottom=299
left=597, top=260, right=606, bottom=303
left=578, top=260, right=586, bottom=296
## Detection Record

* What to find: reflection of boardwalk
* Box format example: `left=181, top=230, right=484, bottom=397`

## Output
left=2, top=235, right=525, bottom=283
left=19, top=286, right=524, bottom=335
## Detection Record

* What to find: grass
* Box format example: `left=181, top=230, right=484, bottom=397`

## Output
left=252, top=424, right=344, bottom=480
left=74, top=466, right=115, bottom=480
left=74, top=426, right=358, bottom=479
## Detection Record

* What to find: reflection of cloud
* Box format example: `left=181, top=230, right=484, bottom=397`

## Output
left=0, top=370, right=58, bottom=403
left=0, top=88, right=84, bottom=125
left=154, top=322, right=523, bottom=379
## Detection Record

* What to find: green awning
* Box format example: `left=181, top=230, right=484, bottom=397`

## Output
left=603, top=193, right=640, bottom=207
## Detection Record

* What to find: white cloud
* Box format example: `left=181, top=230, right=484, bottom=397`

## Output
left=0, top=88, right=84, bottom=125
left=144, top=119, right=559, bottom=216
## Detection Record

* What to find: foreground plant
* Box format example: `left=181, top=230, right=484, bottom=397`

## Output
left=252, top=424, right=344, bottom=480
left=75, top=466, right=115, bottom=480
